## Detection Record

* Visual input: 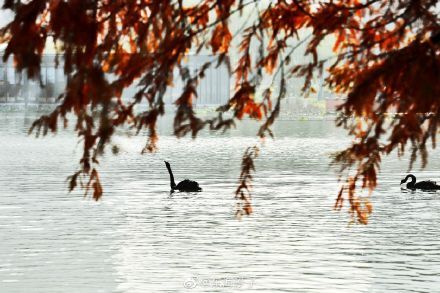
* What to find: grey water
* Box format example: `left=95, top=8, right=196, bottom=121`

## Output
left=1, top=112, right=440, bottom=293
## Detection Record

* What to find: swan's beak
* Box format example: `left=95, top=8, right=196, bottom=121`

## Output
left=400, top=179, right=405, bottom=185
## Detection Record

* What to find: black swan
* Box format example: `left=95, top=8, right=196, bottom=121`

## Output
left=165, top=161, right=202, bottom=192
left=400, top=174, right=440, bottom=190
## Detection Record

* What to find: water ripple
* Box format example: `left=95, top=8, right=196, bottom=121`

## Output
left=1, top=113, right=440, bottom=292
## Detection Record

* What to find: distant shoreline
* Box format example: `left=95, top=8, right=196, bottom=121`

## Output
left=0, top=103, right=339, bottom=121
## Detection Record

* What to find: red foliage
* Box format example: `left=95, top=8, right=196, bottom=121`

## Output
left=236, top=146, right=258, bottom=218
left=1, top=0, right=439, bottom=223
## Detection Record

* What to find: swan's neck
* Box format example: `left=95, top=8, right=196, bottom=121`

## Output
left=166, top=164, right=177, bottom=189
left=406, top=174, right=416, bottom=187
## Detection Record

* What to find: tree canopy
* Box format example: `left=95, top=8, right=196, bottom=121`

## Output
left=1, top=0, right=439, bottom=223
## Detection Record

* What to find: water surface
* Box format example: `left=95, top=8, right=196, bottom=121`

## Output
left=1, top=113, right=439, bottom=292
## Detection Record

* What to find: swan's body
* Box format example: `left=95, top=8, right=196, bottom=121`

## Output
left=400, top=174, right=440, bottom=190
left=165, top=161, right=202, bottom=192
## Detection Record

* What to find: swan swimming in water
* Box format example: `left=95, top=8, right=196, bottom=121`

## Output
left=400, top=174, right=440, bottom=190
left=165, top=161, right=202, bottom=192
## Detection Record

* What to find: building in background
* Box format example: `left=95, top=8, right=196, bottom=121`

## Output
left=0, top=54, right=65, bottom=104
left=0, top=53, right=230, bottom=107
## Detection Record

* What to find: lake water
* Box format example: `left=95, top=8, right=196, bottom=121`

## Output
left=1, top=112, right=440, bottom=292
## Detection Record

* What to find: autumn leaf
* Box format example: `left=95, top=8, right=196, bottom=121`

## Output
left=3, top=0, right=438, bottom=225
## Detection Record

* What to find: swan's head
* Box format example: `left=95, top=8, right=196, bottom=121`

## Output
left=164, top=161, right=171, bottom=168
left=400, top=174, right=414, bottom=184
